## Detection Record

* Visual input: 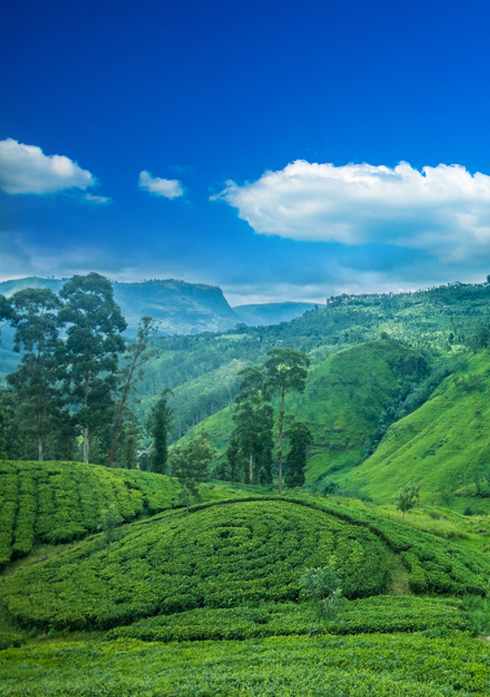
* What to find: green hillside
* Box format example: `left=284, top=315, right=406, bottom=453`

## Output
left=332, top=350, right=490, bottom=512
left=0, top=460, right=238, bottom=569
left=3, top=496, right=487, bottom=632
left=183, top=340, right=429, bottom=482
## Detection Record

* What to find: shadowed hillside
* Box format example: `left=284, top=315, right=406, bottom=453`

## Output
left=331, top=350, right=490, bottom=513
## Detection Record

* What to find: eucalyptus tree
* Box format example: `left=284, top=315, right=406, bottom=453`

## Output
left=149, top=387, right=173, bottom=474
left=284, top=419, right=313, bottom=488
left=58, top=273, right=127, bottom=463
left=107, top=316, right=158, bottom=468
left=6, top=288, right=67, bottom=460
left=229, top=366, right=273, bottom=485
left=170, top=432, right=213, bottom=513
left=263, top=347, right=310, bottom=494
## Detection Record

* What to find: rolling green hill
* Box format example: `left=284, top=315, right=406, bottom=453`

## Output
left=331, top=350, right=490, bottom=513
left=2, top=495, right=487, bottom=632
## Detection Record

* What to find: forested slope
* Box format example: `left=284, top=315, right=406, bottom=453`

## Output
left=182, top=340, right=430, bottom=481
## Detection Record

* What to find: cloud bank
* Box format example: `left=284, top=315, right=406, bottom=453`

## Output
left=138, top=170, right=184, bottom=198
left=0, top=138, right=97, bottom=195
left=215, top=160, right=490, bottom=262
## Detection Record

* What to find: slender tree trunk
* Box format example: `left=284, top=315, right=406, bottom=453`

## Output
left=38, top=438, right=44, bottom=462
left=83, top=427, right=89, bottom=463
left=249, top=452, right=253, bottom=484
left=107, top=352, right=139, bottom=468
left=83, top=372, right=90, bottom=463
left=278, top=385, right=285, bottom=495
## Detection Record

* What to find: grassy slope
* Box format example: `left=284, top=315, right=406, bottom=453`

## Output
left=183, top=340, right=428, bottom=482
left=333, top=350, right=490, bottom=512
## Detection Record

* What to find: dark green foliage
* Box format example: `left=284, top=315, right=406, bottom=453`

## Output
left=264, top=348, right=310, bottom=493
left=285, top=420, right=312, bottom=488
left=170, top=432, right=213, bottom=511
left=364, top=357, right=463, bottom=459
left=229, top=367, right=274, bottom=485
left=0, top=499, right=391, bottom=630
left=6, top=288, right=71, bottom=461
left=149, top=388, right=172, bottom=474
left=58, top=273, right=127, bottom=463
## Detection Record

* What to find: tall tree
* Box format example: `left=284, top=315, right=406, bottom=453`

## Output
left=107, top=316, right=158, bottom=467
left=58, top=273, right=127, bottom=463
left=170, top=432, right=213, bottom=513
left=7, top=288, right=67, bottom=461
left=149, top=388, right=173, bottom=474
left=264, top=348, right=310, bottom=494
left=284, top=419, right=313, bottom=488
left=229, top=366, right=274, bottom=485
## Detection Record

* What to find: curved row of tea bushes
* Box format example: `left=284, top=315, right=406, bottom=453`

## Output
left=1, top=500, right=391, bottom=630
left=2, top=632, right=490, bottom=696
left=107, top=596, right=468, bottom=643
left=0, top=460, right=235, bottom=568
left=286, top=495, right=490, bottom=595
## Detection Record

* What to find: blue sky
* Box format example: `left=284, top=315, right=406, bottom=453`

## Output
left=2, top=0, right=490, bottom=304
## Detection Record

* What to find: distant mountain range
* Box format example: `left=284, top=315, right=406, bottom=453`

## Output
left=0, top=277, right=316, bottom=335
left=0, top=277, right=315, bottom=380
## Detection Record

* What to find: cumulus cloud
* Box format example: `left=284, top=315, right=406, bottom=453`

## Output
left=0, top=138, right=97, bottom=195
left=214, top=160, right=490, bottom=262
left=138, top=170, right=184, bottom=199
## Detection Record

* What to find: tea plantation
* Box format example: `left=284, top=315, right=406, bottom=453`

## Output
left=0, top=460, right=238, bottom=570
left=4, top=471, right=490, bottom=695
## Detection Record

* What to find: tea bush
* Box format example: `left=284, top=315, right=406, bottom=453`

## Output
left=107, top=595, right=468, bottom=643
left=287, top=495, right=490, bottom=595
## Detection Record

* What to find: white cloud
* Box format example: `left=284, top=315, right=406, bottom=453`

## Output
left=214, top=160, right=490, bottom=262
left=0, top=138, right=97, bottom=195
left=84, top=193, right=112, bottom=205
left=138, top=170, right=184, bottom=199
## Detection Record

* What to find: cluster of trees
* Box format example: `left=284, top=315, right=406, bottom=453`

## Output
left=220, top=347, right=312, bottom=493
left=0, top=273, right=167, bottom=470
